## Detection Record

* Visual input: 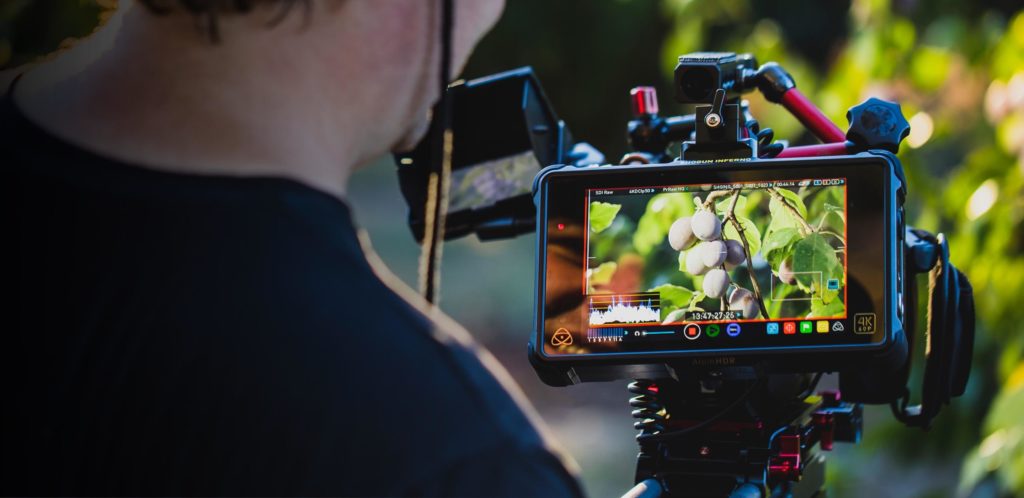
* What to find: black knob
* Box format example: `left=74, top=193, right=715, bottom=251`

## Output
left=845, top=97, right=910, bottom=153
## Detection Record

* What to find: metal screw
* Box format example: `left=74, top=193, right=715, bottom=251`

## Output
left=705, top=113, right=723, bottom=128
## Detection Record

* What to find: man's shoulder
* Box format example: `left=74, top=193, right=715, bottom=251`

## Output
left=246, top=238, right=581, bottom=494
left=289, top=234, right=550, bottom=441
left=217, top=226, right=552, bottom=423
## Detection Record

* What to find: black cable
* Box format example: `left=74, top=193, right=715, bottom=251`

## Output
left=418, top=0, right=455, bottom=304
left=797, top=372, right=824, bottom=400
left=745, top=118, right=759, bottom=135
left=889, top=386, right=916, bottom=425
left=758, top=129, right=783, bottom=157
left=746, top=118, right=783, bottom=158
left=438, top=0, right=454, bottom=107
left=629, top=380, right=667, bottom=440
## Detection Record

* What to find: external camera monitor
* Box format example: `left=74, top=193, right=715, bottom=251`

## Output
left=531, top=154, right=906, bottom=383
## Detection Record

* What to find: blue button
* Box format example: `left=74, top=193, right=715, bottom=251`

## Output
left=766, top=322, right=780, bottom=335
left=726, top=323, right=741, bottom=337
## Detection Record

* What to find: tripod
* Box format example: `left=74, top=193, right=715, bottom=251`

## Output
left=619, top=60, right=885, bottom=497
left=627, top=371, right=861, bottom=497
left=540, top=53, right=971, bottom=498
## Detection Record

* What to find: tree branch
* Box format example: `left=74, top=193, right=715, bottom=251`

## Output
left=687, top=293, right=704, bottom=312
left=819, top=230, right=847, bottom=246
left=724, top=190, right=769, bottom=319
left=700, top=190, right=733, bottom=211
left=767, top=188, right=814, bottom=235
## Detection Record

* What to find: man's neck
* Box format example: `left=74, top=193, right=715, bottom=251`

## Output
left=13, top=3, right=431, bottom=200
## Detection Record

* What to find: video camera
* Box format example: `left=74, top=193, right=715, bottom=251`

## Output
left=396, top=52, right=975, bottom=497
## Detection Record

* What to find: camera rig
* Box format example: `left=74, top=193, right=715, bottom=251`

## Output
left=396, top=52, right=974, bottom=498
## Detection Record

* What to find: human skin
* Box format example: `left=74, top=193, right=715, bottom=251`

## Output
left=13, top=0, right=505, bottom=200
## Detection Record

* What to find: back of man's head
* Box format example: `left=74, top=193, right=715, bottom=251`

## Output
left=14, top=0, right=504, bottom=197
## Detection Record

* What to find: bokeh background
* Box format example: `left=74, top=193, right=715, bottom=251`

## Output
left=4, top=0, right=1023, bottom=496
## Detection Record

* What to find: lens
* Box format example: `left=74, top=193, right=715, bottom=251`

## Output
left=681, top=67, right=715, bottom=102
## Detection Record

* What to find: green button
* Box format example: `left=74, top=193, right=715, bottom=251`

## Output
left=799, top=321, right=813, bottom=334
left=706, top=324, right=721, bottom=338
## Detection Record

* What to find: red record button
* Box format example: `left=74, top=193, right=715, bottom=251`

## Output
left=683, top=323, right=701, bottom=340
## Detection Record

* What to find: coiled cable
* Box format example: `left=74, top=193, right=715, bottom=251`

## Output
left=746, top=118, right=784, bottom=158
left=629, top=380, right=667, bottom=441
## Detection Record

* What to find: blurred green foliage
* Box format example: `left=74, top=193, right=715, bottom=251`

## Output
left=0, top=0, right=112, bottom=70
left=5, top=0, right=1023, bottom=495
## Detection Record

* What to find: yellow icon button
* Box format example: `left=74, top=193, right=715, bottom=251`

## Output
left=816, top=320, right=829, bottom=333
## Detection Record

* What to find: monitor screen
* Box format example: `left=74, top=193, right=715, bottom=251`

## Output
left=537, top=159, right=892, bottom=359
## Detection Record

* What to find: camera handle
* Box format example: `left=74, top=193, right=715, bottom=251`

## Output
left=625, top=62, right=910, bottom=163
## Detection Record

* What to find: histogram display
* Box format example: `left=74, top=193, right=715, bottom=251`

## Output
left=588, top=293, right=661, bottom=326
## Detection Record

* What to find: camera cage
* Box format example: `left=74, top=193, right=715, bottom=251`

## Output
left=395, top=51, right=975, bottom=496
left=531, top=51, right=972, bottom=419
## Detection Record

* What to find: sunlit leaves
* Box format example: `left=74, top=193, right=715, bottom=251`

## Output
left=808, top=187, right=846, bottom=233
left=765, top=189, right=809, bottom=239
left=992, top=12, right=1024, bottom=80
left=589, top=201, right=621, bottom=233
left=774, top=188, right=808, bottom=218
left=722, top=215, right=761, bottom=257
left=633, top=192, right=695, bottom=255
left=588, top=261, right=618, bottom=286
left=910, top=46, right=953, bottom=91
left=791, top=233, right=843, bottom=304
left=715, top=194, right=747, bottom=214
left=762, top=227, right=801, bottom=268
left=810, top=295, right=846, bottom=318
left=648, top=283, right=695, bottom=320
left=960, top=365, right=1024, bottom=495
left=662, top=308, right=688, bottom=324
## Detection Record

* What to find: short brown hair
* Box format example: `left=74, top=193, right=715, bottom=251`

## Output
left=137, top=0, right=310, bottom=41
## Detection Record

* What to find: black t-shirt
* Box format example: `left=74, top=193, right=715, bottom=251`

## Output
left=0, top=90, right=582, bottom=497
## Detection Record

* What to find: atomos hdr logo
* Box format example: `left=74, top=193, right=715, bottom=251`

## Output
left=691, top=357, right=736, bottom=367
left=551, top=328, right=573, bottom=346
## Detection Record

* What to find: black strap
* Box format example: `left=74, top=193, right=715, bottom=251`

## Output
left=417, top=0, right=456, bottom=304
left=894, top=230, right=974, bottom=429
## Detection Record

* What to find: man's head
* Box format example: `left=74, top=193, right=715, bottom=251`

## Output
left=138, top=0, right=504, bottom=159
left=17, top=0, right=503, bottom=197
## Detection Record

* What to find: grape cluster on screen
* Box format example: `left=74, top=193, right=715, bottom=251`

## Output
left=667, top=209, right=759, bottom=319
